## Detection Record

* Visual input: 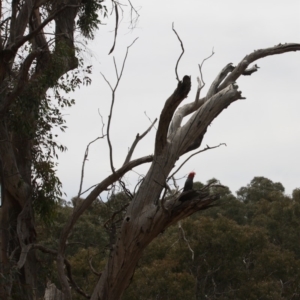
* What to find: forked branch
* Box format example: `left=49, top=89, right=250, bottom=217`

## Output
left=168, top=51, right=214, bottom=137
left=124, top=118, right=157, bottom=165
left=206, top=63, right=234, bottom=99
left=103, top=38, right=138, bottom=172
left=168, top=143, right=226, bottom=180
left=218, top=43, right=300, bottom=90
left=78, top=136, right=106, bottom=198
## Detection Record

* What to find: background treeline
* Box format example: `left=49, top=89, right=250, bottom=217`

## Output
left=36, top=177, right=300, bottom=299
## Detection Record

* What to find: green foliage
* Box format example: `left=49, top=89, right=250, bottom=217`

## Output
left=3, top=33, right=94, bottom=224
left=236, top=176, right=285, bottom=203
left=36, top=193, right=130, bottom=298
left=123, top=177, right=300, bottom=299
left=36, top=178, right=300, bottom=299
left=34, top=58, right=92, bottom=222
left=292, top=188, right=300, bottom=202
left=77, top=0, right=108, bottom=39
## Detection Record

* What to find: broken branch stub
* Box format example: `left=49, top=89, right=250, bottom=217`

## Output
left=155, top=75, right=191, bottom=155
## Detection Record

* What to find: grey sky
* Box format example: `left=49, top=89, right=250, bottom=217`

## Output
left=55, top=0, right=300, bottom=200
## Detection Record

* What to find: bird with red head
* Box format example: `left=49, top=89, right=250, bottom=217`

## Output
left=183, top=172, right=196, bottom=191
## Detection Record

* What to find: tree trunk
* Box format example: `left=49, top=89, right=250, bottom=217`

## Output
left=91, top=146, right=218, bottom=299
left=0, top=1, right=80, bottom=297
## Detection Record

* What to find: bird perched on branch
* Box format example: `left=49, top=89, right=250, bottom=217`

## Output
left=179, top=172, right=196, bottom=202
left=183, top=172, right=196, bottom=191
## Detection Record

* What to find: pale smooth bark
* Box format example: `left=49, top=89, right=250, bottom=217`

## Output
left=88, top=43, right=300, bottom=300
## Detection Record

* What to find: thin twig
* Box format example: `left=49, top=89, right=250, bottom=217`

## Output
left=105, top=37, right=139, bottom=173
left=168, top=143, right=226, bottom=180
left=33, top=244, right=90, bottom=298
left=118, top=178, right=134, bottom=199
left=113, top=57, right=119, bottom=78
left=109, top=1, right=119, bottom=54
left=98, top=109, right=106, bottom=136
left=77, top=136, right=105, bottom=198
left=89, top=256, right=102, bottom=277
left=0, top=17, right=11, bottom=28
left=103, top=203, right=129, bottom=229
left=128, top=0, right=140, bottom=30
left=123, top=118, right=157, bottom=165
left=172, top=176, right=179, bottom=191
left=144, top=111, right=157, bottom=130
left=198, top=48, right=215, bottom=89
left=133, top=175, right=144, bottom=195
left=79, top=184, right=98, bottom=196
left=195, top=76, right=204, bottom=102
left=178, top=221, right=194, bottom=260
left=172, top=23, right=185, bottom=82
left=100, top=72, right=113, bottom=91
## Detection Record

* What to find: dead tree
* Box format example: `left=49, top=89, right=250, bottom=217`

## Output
left=54, top=42, right=300, bottom=300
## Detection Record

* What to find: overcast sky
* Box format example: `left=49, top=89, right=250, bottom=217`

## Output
left=55, top=0, right=300, bottom=200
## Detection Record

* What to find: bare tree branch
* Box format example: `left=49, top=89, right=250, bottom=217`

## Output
left=118, top=178, right=134, bottom=199
left=144, top=111, right=157, bottom=130
left=77, top=136, right=105, bottom=198
left=89, top=256, right=102, bottom=277
left=168, top=51, right=214, bottom=137
left=109, top=1, right=119, bottom=54
left=65, top=258, right=90, bottom=298
left=242, top=64, right=260, bottom=75
left=128, top=0, right=140, bottom=29
left=172, top=23, right=185, bottom=82
left=176, top=84, right=243, bottom=155
left=155, top=75, right=191, bottom=155
left=218, top=43, right=300, bottom=90
left=90, top=43, right=300, bottom=299
left=168, top=143, right=226, bottom=180
left=133, top=175, right=144, bottom=195
left=57, top=154, right=153, bottom=275
left=194, top=76, right=204, bottom=103
left=98, top=109, right=106, bottom=136
left=32, top=244, right=90, bottom=298
left=172, top=176, right=179, bottom=191
left=206, top=63, right=234, bottom=99
left=100, top=72, right=113, bottom=91
left=79, top=184, right=98, bottom=196
left=123, top=118, right=157, bottom=165
left=198, top=48, right=215, bottom=89
left=17, top=242, right=90, bottom=298
left=113, top=57, right=119, bottom=78
left=178, top=221, right=194, bottom=260
left=8, top=4, right=78, bottom=53
left=105, top=38, right=138, bottom=173
left=103, top=203, right=129, bottom=230
left=168, top=84, right=205, bottom=138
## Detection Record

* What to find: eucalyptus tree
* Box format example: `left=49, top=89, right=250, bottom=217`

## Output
left=0, top=1, right=299, bottom=300
left=0, top=0, right=109, bottom=298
